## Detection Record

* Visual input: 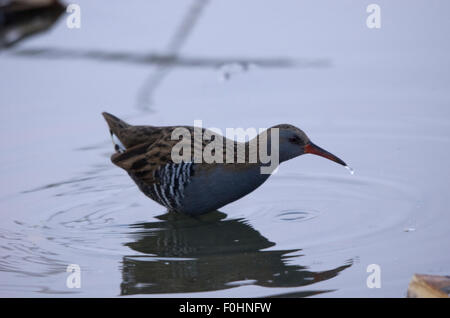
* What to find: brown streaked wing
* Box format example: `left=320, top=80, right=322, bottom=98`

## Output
left=111, top=142, right=160, bottom=184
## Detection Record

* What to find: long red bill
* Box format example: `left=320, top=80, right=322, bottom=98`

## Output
left=304, top=142, right=347, bottom=166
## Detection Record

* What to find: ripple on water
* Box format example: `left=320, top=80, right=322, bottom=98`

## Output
left=0, top=155, right=419, bottom=296
left=231, top=171, right=418, bottom=251
left=276, top=210, right=319, bottom=222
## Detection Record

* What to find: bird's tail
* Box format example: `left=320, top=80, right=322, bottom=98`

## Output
left=102, top=112, right=130, bottom=132
left=102, top=112, right=131, bottom=151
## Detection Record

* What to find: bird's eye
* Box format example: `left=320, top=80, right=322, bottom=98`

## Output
left=289, top=136, right=301, bottom=143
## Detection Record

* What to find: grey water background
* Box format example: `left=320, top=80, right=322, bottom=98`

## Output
left=0, top=0, right=449, bottom=297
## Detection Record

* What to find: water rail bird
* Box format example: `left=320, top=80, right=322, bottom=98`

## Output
left=102, top=112, right=348, bottom=215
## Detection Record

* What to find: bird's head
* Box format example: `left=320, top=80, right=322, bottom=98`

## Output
left=271, top=124, right=347, bottom=166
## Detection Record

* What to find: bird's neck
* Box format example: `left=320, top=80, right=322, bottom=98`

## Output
left=240, top=131, right=290, bottom=166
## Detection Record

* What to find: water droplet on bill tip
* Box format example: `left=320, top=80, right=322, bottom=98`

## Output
left=345, top=165, right=355, bottom=175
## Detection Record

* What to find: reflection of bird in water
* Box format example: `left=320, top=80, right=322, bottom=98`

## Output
left=121, top=211, right=352, bottom=296
left=0, top=0, right=65, bottom=48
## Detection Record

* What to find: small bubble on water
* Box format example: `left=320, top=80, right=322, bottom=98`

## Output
left=345, top=165, right=355, bottom=175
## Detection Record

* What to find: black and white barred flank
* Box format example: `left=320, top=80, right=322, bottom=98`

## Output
left=136, top=161, right=194, bottom=211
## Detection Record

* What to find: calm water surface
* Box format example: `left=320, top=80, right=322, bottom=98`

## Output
left=0, top=1, right=449, bottom=297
